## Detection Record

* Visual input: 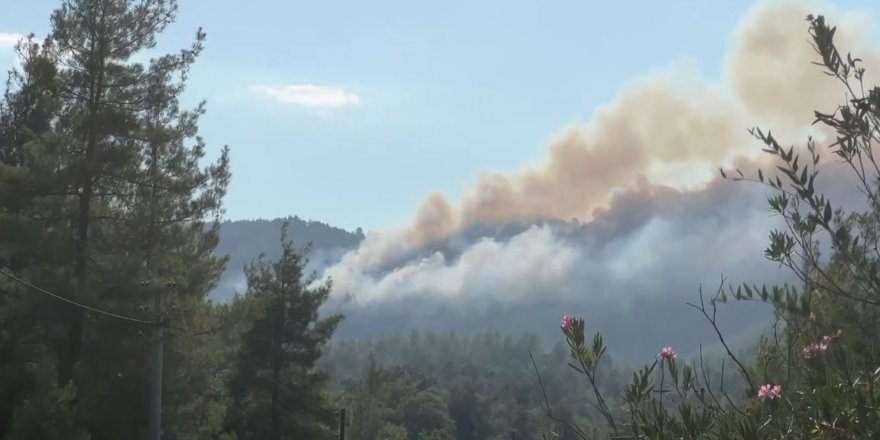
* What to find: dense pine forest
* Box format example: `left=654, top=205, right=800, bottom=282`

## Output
left=2, top=1, right=880, bottom=439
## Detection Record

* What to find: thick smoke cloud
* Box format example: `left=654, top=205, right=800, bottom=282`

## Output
left=314, top=0, right=880, bottom=359
left=328, top=179, right=791, bottom=359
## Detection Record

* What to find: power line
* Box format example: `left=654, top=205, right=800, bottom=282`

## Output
left=0, top=268, right=153, bottom=325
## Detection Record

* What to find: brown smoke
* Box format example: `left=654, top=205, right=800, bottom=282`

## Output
left=408, top=72, right=751, bottom=248
left=326, top=0, right=880, bottom=293
left=405, top=0, right=880, bottom=249
left=730, top=0, right=880, bottom=138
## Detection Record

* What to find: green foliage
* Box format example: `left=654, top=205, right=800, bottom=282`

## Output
left=4, top=382, right=90, bottom=440
left=223, top=222, right=343, bottom=440
left=1, top=0, right=231, bottom=438
left=399, top=391, right=456, bottom=439
left=4, top=355, right=90, bottom=440
left=379, top=422, right=409, bottom=440
left=416, top=428, right=454, bottom=440
left=325, top=331, right=663, bottom=440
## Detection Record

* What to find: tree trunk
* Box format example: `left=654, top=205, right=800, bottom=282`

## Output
left=59, top=11, right=107, bottom=386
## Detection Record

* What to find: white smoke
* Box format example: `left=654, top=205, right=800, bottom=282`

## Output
left=313, top=0, right=880, bottom=355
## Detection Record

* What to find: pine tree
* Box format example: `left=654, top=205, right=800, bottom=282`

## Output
left=81, top=5, right=231, bottom=437
left=2, top=1, right=231, bottom=437
left=225, top=222, right=343, bottom=440
left=0, top=34, right=66, bottom=436
left=0, top=34, right=64, bottom=284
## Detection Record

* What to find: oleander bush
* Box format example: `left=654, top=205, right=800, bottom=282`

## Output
left=545, top=14, right=880, bottom=440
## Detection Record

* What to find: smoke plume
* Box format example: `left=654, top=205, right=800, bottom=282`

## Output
left=315, top=0, right=880, bottom=357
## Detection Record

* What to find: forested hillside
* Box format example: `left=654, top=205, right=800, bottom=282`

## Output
left=318, top=331, right=745, bottom=439
left=212, top=217, right=364, bottom=300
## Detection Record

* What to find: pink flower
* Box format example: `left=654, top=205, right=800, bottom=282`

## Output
left=561, top=315, right=576, bottom=332
left=803, top=344, right=817, bottom=359
left=757, top=384, right=782, bottom=401
left=657, top=346, right=677, bottom=361
left=803, top=342, right=829, bottom=359
left=804, top=332, right=841, bottom=359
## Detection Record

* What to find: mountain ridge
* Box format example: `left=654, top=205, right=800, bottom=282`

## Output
left=210, top=215, right=365, bottom=300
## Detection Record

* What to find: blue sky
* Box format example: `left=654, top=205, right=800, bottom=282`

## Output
left=1, top=0, right=877, bottom=232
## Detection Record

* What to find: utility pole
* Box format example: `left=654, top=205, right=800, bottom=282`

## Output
left=146, top=280, right=175, bottom=440
left=338, top=408, right=346, bottom=440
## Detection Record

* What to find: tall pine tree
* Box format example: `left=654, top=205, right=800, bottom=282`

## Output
left=225, top=222, right=343, bottom=440
left=1, top=0, right=231, bottom=438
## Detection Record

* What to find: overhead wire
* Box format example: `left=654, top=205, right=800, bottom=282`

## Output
left=0, top=268, right=154, bottom=325
left=1, top=270, right=345, bottom=429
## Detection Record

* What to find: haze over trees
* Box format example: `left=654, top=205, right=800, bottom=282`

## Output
left=1, top=1, right=880, bottom=440
left=211, top=217, right=364, bottom=301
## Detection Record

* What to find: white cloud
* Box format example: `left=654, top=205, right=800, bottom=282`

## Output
left=250, top=83, right=361, bottom=109
left=0, top=33, right=24, bottom=50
